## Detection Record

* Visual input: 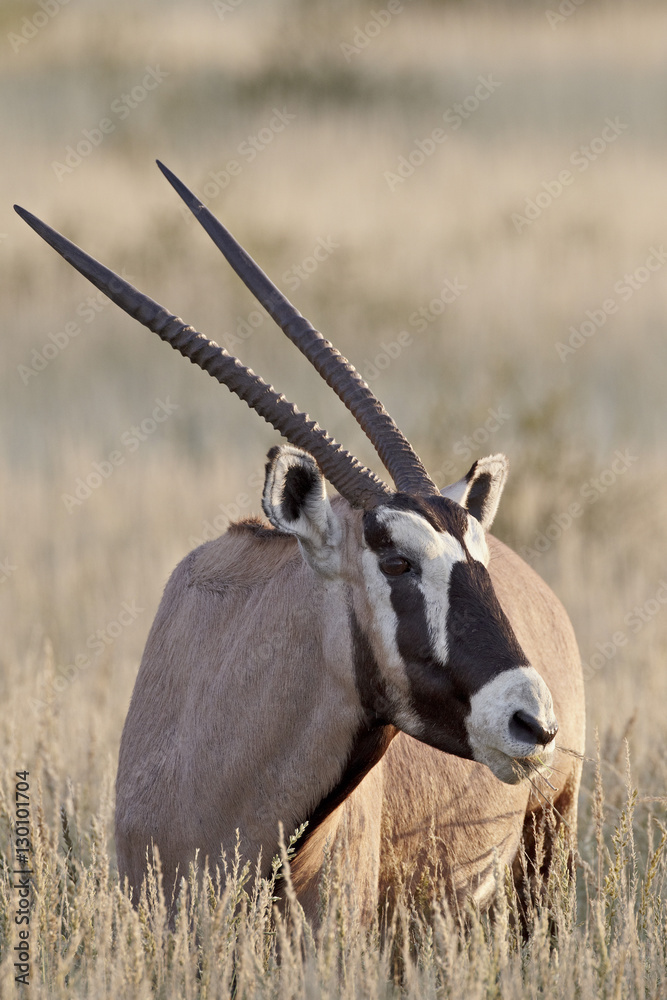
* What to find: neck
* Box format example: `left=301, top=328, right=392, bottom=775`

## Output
left=289, top=721, right=397, bottom=919
left=204, top=569, right=370, bottom=867
left=287, top=599, right=399, bottom=914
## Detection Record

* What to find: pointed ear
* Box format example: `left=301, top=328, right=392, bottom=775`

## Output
left=262, top=445, right=342, bottom=575
left=441, top=454, right=509, bottom=530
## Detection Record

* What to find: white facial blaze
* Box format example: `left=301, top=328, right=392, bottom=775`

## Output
left=386, top=510, right=467, bottom=667
left=362, top=507, right=474, bottom=733
left=366, top=508, right=489, bottom=673
left=466, top=666, right=558, bottom=784
left=361, top=545, right=424, bottom=736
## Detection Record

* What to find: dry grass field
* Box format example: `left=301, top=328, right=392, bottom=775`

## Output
left=1, top=0, right=666, bottom=995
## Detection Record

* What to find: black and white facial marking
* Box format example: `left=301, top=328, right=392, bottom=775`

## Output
left=360, top=493, right=558, bottom=785
left=261, top=444, right=558, bottom=786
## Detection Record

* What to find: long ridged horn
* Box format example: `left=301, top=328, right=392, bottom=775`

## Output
left=156, top=161, right=438, bottom=498
left=14, top=205, right=393, bottom=509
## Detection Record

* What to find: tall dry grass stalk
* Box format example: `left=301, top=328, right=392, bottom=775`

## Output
left=1, top=713, right=665, bottom=997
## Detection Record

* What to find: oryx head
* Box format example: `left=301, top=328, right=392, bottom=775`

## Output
left=15, top=162, right=558, bottom=784
left=261, top=444, right=557, bottom=785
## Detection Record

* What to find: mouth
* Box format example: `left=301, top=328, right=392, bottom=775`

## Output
left=511, top=751, right=557, bottom=785
left=477, top=741, right=557, bottom=786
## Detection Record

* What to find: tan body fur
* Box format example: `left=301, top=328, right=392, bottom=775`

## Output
left=116, top=499, right=584, bottom=918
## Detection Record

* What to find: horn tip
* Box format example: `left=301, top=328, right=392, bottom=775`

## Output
left=14, top=204, right=33, bottom=223
left=156, top=160, right=204, bottom=215
left=14, top=204, right=51, bottom=241
left=156, top=160, right=180, bottom=189
left=156, top=159, right=181, bottom=190
left=13, top=206, right=74, bottom=258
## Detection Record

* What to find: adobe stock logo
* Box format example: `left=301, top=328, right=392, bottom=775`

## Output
left=361, top=276, right=468, bottom=383
left=555, top=246, right=667, bottom=362
left=51, top=67, right=169, bottom=180
left=384, top=76, right=501, bottom=192
left=175, top=109, right=296, bottom=220
left=340, top=2, right=409, bottom=62
left=512, top=118, right=628, bottom=233
left=520, top=449, right=637, bottom=561
left=61, top=398, right=179, bottom=513
left=8, top=0, right=71, bottom=54
left=583, top=580, right=667, bottom=681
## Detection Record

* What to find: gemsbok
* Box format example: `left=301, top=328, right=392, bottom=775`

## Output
left=16, top=162, right=585, bottom=920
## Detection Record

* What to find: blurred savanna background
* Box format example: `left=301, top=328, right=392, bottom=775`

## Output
left=1, top=0, right=666, bottom=995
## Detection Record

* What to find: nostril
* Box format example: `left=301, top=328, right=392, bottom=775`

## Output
left=510, top=709, right=559, bottom=748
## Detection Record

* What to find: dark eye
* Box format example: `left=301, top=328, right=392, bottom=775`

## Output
left=379, top=555, right=411, bottom=576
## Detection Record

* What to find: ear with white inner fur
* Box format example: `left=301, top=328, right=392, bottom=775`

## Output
left=441, top=453, right=509, bottom=530
left=262, top=445, right=343, bottom=575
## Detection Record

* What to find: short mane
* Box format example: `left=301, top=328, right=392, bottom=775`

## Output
left=188, top=516, right=298, bottom=592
